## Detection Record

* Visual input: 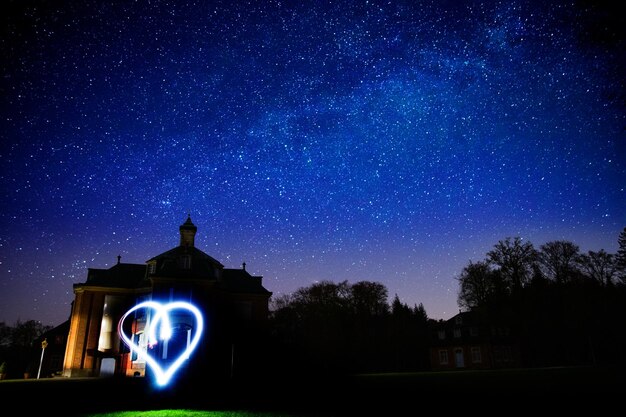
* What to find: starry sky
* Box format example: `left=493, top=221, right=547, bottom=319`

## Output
left=1, top=0, right=624, bottom=327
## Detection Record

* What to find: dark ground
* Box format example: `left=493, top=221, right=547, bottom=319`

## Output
left=0, top=366, right=623, bottom=416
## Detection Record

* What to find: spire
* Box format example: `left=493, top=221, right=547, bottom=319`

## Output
left=179, top=214, right=197, bottom=247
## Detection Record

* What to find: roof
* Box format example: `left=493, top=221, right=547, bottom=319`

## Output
left=74, top=215, right=270, bottom=295
left=146, top=245, right=223, bottom=267
left=80, top=263, right=148, bottom=289
left=220, top=268, right=272, bottom=295
left=146, top=245, right=224, bottom=279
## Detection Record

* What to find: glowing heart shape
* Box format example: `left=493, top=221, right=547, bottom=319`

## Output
left=118, top=300, right=204, bottom=386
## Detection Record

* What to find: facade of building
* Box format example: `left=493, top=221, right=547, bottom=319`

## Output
left=429, top=311, right=521, bottom=370
left=62, top=216, right=272, bottom=380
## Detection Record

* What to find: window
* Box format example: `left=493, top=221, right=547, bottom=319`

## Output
left=469, top=326, right=478, bottom=337
left=438, top=330, right=446, bottom=340
left=471, top=347, right=482, bottom=363
left=131, top=332, right=145, bottom=363
left=148, top=262, right=156, bottom=274
left=453, top=328, right=461, bottom=338
left=163, top=324, right=193, bottom=361
left=439, top=350, right=449, bottom=365
left=455, top=315, right=463, bottom=325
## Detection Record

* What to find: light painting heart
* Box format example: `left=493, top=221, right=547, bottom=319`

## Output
left=118, top=300, right=204, bottom=386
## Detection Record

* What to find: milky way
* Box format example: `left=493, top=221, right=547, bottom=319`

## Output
left=1, top=0, right=624, bottom=326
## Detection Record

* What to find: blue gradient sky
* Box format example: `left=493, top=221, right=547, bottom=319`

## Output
left=1, top=0, right=624, bottom=326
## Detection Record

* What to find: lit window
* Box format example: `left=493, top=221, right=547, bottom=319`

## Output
left=438, top=330, right=446, bottom=340
left=453, top=328, right=461, bottom=338
left=471, top=347, right=482, bottom=363
left=439, top=350, right=449, bottom=365
left=148, top=263, right=156, bottom=274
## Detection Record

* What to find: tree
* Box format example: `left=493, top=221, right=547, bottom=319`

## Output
left=577, top=249, right=617, bottom=286
left=616, top=227, right=626, bottom=283
left=270, top=280, right=432, bottom=374
left=350, top=281, right=389, bottom=316
left=0, top=320, right=51, bottom=379
left=487, top=237, right=536, bottom=291
left=413, top=303, right=428, bottom=323
left=457, top=260, right=502, bottom=310
left=538, top=240, right=581, bottom=284
left=0, top=323, right=11, bottom=348
left=391, top=294, right=412, bottom=317
left=8, top=320, right=51, bottom=348
left=291, top=280, right=351, bottom=312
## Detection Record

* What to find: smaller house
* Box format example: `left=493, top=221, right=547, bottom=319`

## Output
left=29, top=320, right=70, bottom=378
left=429, top=311, right=521, bottom=370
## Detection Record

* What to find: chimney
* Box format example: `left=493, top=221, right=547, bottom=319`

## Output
left=179, top=214, right=197, bottom=247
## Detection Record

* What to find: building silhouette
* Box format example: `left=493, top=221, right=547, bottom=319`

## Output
left=429, top=311, right=521, bottom=370
left=62, top=215, right=272, bottom=381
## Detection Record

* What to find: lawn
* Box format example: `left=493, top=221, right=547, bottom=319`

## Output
left=81, top=411, right=298, bottom=417
left=2, top=366, right=622, bottom=416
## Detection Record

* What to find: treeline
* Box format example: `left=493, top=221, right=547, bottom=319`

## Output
left=266, top=228, right=626, bottom=374
left=267, top=280, right=431, bottom=375
left=457, top=228, right=626, bottom=366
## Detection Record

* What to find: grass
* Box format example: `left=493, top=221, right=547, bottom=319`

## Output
left=81, top=411, right=299, bottom=417
left=2, top=366, right=623, bottom=416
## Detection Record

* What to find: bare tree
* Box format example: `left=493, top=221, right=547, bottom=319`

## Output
left=538, top=240, right=581, bottom=284
left=487, top=237, right=537, bottom=290
left=578, top=250, right=617, bottom=286
left=616, top=227, right=626, bottom=283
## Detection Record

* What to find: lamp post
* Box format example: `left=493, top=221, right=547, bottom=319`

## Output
left=37, top=338, right=48, bottom=380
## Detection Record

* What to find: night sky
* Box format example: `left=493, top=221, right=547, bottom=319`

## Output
left=1, top=0, right=623, bottom=327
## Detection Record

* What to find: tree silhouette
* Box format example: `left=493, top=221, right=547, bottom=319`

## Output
left=350, top=281, right=390, bottom=316
left=456, top=231, right=626, bottom=367
left=270, top=281, right=430, bottom=375
left=487, top=237, right=537, bottom=291
left=457, top=260, right=503, bottom=310
left=578, top=249, right=617, bottom=286
left=616, top=227, right=626, bottom=283
left=538, top=240, right=581, bottom=284
left=0, top=320, right=51, bottom=378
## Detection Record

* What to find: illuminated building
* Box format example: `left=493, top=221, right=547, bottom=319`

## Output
left=61, top=216, right=272, bottom=380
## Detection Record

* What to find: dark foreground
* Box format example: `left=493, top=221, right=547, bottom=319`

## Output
left=1, top=366, right=623, bottom=416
